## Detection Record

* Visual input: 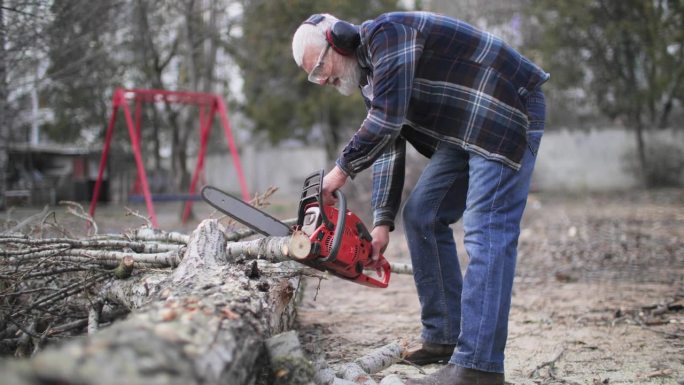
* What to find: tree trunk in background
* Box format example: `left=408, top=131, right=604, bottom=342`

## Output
left=634, top=123, right=647, bottom=184
left=134, top=0, right=185, bottom=188
left=0, top=1, right=7, bottom=210
left=200, top=0, right=219, bottom=95
left=632, top=111, right=647, bottom=186
left=0, top=220, right=301, bottom=385
left=176, top=0, right=198, bottom=196
left=320, top=103, right=340, bottom=162
left=179, top=0, right=220, bottom=218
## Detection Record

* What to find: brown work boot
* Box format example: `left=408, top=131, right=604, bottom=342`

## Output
left=406, top=364, right=504, bottom=385
left=401, top=342, right=456, bottom=365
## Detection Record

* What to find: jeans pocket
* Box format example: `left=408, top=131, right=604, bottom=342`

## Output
left=525, top=89, right=545, bottom=157
left=527, top=130, right=543, bottom=157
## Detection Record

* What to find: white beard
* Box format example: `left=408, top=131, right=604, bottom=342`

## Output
left=334, top=58, right=362, bottom=96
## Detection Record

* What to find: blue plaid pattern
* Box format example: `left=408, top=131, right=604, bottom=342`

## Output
left=333, top=12, right=549, bottom=229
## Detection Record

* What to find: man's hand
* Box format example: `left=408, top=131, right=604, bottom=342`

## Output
left=370, top=225, right=390, bottom=261
left=321, top=166, right=348, bottom=206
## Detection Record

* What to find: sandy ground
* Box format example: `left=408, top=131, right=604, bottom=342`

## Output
left=296, top=189, right=684, bottom=385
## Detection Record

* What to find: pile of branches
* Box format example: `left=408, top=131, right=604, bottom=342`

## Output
left=0, top=190, right=294, bottom=359
left=0, top=193, right=414, bottom=375
left=0, top=202, right=189, bottom=358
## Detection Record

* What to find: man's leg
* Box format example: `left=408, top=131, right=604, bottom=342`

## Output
left=450, top=90, right=545, bottom=373
left=403, top=144, right=469, bottom=347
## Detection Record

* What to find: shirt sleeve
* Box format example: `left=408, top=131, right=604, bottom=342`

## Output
left=371, top=135, right=406, bottom=231
left=336, top=21, right=423, bottom=178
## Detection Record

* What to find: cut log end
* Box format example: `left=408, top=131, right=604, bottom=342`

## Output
left=287, top=231, right=312, bottom=260
left=112, top=256, right=135, bottom=279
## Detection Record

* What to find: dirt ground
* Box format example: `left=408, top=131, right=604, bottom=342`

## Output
left=3, top=189, right=682, bottom=384
left=296, top=189, right=684, bottom=385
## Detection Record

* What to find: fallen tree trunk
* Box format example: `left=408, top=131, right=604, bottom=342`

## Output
left=1, top=219, right=305, bottom=385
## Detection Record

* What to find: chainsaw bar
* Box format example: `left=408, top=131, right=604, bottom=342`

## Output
left=201, top=186, right=291, bottom=237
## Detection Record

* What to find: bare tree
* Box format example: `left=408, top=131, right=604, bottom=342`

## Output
left=0, top=1, right=54, bottom=208
left=530, top=0, right=684, bottom=184
left=129, top=0, right=234, bottom=200
left=0, top=1, right=7, bottom=210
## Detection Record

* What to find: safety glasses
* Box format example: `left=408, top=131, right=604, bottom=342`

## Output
left=308, top=42, right=332, bottom=84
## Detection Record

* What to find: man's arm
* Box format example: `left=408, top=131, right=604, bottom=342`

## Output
left=371, top=135, right=406, bottom=231
left=368, top=135, right=406, bottom=261
left=336, top=21, right=424, bottom=178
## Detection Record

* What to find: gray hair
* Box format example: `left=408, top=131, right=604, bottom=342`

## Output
left=292, top=14, right=339, bottom=67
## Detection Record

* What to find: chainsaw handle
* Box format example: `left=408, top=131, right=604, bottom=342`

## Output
left=319, top=189, right=346, bottom=263
left=357, top=255, right=391, bottom=288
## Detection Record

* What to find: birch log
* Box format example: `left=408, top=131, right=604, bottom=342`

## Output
left=313, top=358, right=358, bottom=385
left=226, top=230, right=311, bottom=262
left=0, top=219, right=303, bottom=385
left=354, top=342, right=406, bottom=374
left=389, top=263, right=413, bottom=275
left=338, top=363, right=379, bottom=385
left=335, top=342, right=406, bottom=385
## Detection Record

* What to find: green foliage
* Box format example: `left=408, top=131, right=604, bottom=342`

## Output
left=529, top=0, right=684, bottom=129
left=235, top=0, right=404, bottom=158
left=42, top=0, right=126, bottom=143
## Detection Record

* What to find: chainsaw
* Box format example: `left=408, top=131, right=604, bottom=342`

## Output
left=201, top=169, right=391, bottom=288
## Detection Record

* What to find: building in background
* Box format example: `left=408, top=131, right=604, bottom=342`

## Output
left=5, top=144, right=103, bottom=206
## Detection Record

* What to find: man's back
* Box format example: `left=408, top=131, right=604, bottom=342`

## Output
left=357, top=11, right=550, bottom=169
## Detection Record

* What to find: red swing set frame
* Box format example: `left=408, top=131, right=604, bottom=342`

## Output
left=88, top=88, right=250, bottom=228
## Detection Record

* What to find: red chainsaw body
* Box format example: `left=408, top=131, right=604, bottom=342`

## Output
left=299, top=203, right=390, bottom=288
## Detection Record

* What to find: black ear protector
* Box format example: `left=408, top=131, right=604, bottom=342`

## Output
left=302, top=14, right=360, bottom=56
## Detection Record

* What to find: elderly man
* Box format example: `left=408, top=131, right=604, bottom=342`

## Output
left=292, top=11, right=548, bottom=385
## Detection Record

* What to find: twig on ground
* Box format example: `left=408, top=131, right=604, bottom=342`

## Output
left=60, top=201, right=98, bottom=236
left=639, top=368, right=674, bottom=378
left=2, top=205, right=50, bottom=235
left=31, top=320, right=52, bottom=356
left=313, top=276, right=323, bottom=302
left=395, top=359, right=425, bottom=374
left=10, top=273, right=109, bottom=318
left=124, top=206, right=153, bottom=228
left=528, top=346, right=566, bottom=378
left=39, top=211, right=74, bottom=238
left=635, top=319, right=684, bottom=339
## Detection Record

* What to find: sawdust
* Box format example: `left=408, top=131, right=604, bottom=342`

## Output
left=297, top=189, right=684, bottom=385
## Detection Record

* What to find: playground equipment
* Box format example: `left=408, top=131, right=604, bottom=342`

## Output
left=88, top=88, right=250, bottom=227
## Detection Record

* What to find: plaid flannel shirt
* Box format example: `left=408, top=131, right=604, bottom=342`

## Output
left=334, top=12, right=550, bottom=230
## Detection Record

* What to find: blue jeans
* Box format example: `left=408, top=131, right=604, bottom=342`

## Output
left=402, top=90, right=545, bottom=373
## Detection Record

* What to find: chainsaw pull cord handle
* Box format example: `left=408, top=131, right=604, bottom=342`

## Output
left=319, top=189, right=346, bottom=263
